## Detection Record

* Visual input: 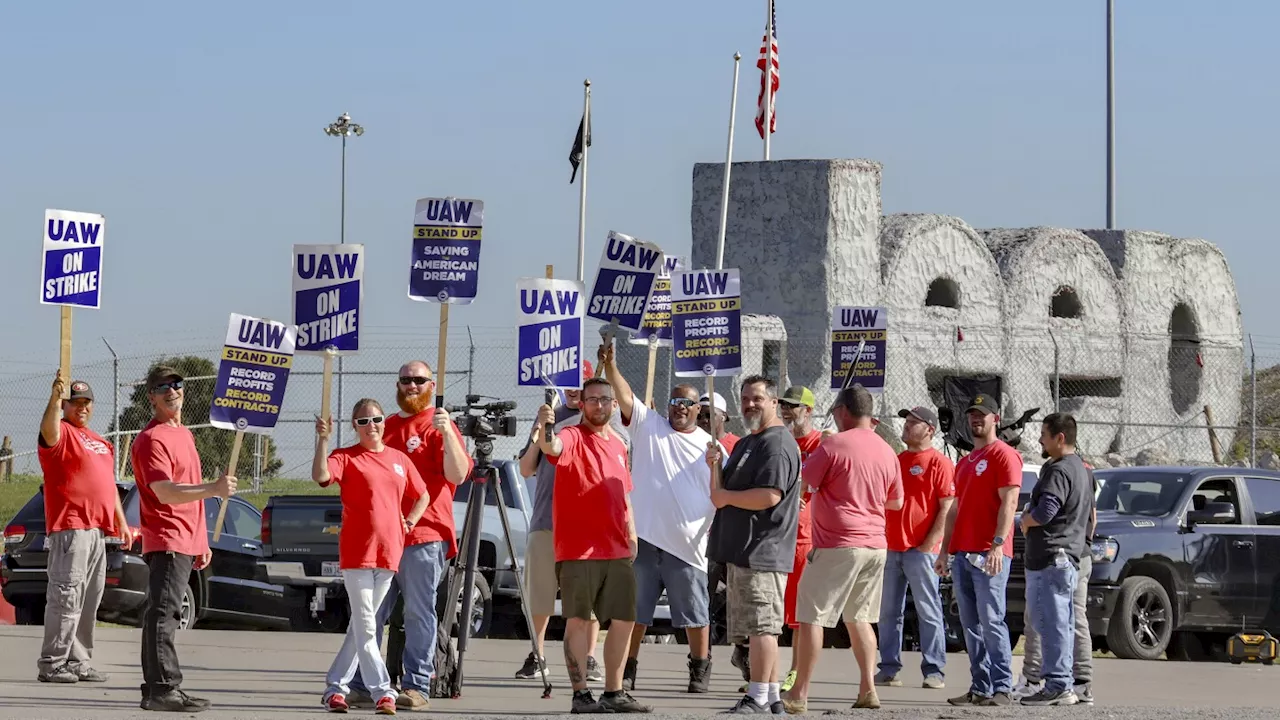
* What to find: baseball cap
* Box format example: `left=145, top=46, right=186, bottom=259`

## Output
left=898, top=406, right=938, bottom=428
left=146, top=365, right=184, bottom=392
left=699, top=392, right=727, bottom=413
left=966, top=393, right=999, bottom=416
left=67, top=380, right=94, bottom=402
left=780, top=386, right=816, bottom=408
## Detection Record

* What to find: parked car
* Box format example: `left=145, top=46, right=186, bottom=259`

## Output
left=1, top=482, right=292, bottom=631
left=257, top=459, right=532, bottom=637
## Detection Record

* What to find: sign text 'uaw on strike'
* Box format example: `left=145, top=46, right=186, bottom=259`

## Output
left=516, top=278, right=584, bottom=390
left=293, top=244, right=364, bottom=355
left=41, top=209, right=105, bottom=309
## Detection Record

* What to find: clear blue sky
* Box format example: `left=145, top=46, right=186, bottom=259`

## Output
left=2, top=0, right=1279, bottom=377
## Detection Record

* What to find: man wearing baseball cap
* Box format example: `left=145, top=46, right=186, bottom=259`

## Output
left=132, top=365, right=237, bottom=712
left=875, top=406, right=955, bottom=690
left=775, top=386, right=822, bottom=692
left=36, top=370, right=129, bottom=684
left=934, top=393, right=1021, bottom=707
left=697, top=392, right=739, bottom=454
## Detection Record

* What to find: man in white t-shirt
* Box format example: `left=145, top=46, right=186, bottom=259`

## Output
left=598, top=339, right=721, bottom=695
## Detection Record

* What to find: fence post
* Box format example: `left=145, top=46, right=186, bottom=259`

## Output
left=253, top=433, right=262, bottom=493
left=103, top=338, right=120, bottom=484
left=0, top=436, right=11, bottom=482
left=1204, top=404, right=1224, bottom=464
left=1250, top=334, right=1257, bottom=466
left=467, top=326, right=476, bottom=398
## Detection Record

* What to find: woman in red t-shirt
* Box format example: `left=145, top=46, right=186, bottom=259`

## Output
left=312, top=398, right=430, bottom=714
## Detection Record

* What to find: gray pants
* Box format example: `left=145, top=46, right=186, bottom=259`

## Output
left=39, top=529, right=107, bottom=674
left=1022, top=554, right=1091, bottom=684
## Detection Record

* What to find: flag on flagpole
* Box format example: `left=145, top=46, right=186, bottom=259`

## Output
left=570, top=110, right=591, bottom=183
left=755, top=0, right=778, bottom=139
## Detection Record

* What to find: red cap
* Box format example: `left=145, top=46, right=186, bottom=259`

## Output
left=583, top=360, right=594, bottom=379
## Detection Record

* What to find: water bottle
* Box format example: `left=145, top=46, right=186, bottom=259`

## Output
left=967, top=552, right=986, bottom=569
left=1054, top=548, right=1069, bottom=569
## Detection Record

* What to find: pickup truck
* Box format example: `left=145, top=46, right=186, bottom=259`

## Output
left=257, top=459, right=533, bottom=637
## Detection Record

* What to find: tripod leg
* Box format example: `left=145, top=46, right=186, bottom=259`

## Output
left=452, top=473, right=486, bottom=696
left=493, top=467, right=554, bottom=698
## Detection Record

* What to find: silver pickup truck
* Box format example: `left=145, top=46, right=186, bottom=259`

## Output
left=257, top=459, right=533, bottom=637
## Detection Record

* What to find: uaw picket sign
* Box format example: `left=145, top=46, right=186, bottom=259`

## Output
left=517, top=278, right=585, bottom=390
left=41, top=209, right=105, bottom=309
left=293, top=244, right=364, bottom=355
left=629, top=255, right=684, bottom=347
left=671, top=269, right=742, bottom=377
left=830, top=306, right=887, bottom=392
left=586, top=231, right=663, bottom=332
left=409, top=197, right=484, bottom=304
left=210, top=314, right=298, bottom=433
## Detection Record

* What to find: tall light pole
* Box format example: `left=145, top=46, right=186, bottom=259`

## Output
left=1106, top=0, right=1115, bottom=229
left=324, top=112, right=363, bottom=447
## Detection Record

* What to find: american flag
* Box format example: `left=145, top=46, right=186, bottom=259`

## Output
left=755, top=0, right=778, bottom=139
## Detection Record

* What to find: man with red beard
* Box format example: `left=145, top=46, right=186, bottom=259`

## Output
left=347, top=360, right=471, bottom=711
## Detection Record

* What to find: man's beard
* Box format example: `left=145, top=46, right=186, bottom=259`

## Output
left=397, top=389, right=433, bottom=415
left=745, top=412, right=763, bottom=433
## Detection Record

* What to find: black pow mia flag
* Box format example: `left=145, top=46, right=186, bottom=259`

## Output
left=569, top=110, right=591, bottom=184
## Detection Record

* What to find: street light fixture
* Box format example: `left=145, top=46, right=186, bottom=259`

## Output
left=323, top=112, right=363, bottom=446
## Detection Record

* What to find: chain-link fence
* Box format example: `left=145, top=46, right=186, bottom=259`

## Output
left=1, top=324, right=1277, bottom=486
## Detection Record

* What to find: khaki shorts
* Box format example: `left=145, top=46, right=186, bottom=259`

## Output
left=556, top=558, right=636, bottom=623
left=726, top=564, right=786, bottom=645
left=796, top=546, right=887, bottom=627
left=523, top=530, right=559, bottom=617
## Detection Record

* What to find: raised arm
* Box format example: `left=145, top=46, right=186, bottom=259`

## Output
left=312, top=415, right=332, bottom=486
left=599, top=340, right=635, bottom=423
left=534, top=404, right=563, bottom=457
left=39, top=371, right=65, bottom=448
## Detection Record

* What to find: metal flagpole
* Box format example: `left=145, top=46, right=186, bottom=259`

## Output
left=763, top=0, right=773, bottom=161
left=577, top=79, right=591, bottom=282
left=716, top=53, right=742, bottom=271
left=1106, top=0, right=1116, bottom=229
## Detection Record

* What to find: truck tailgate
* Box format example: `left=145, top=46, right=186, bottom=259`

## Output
left=261, top=497, right=343, bottom=585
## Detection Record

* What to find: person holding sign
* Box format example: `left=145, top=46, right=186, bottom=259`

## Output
left=595, top=339, right=721, bottom=694
left=312, top=399, right=431, bottom=715
left=346, top=361, right=472, bottom=712
left=131, top=366, right=236, bottom=713
left=704, top=376, right=801, bottom=715
left=534, top=379, right=652, bottom=715
left=697, top=393, right=739, bottom=454
left=36, top=371, right=128, bottom=685
left=780, top=385, right=904, bottom=713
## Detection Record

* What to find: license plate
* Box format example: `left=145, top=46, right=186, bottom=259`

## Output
left=321, top=561, right=341, bottom=577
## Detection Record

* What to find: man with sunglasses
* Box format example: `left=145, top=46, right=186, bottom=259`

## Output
left=345, top=360, right=471, bottom=711
left=131, top=365, right=236, bottom=713
left=596, top=339, right=721, bottom=694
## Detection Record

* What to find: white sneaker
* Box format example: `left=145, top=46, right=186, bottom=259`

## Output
left=1011, top=674, right=1042, bottom=700
left=1074, top=682, right=1094, bottom=704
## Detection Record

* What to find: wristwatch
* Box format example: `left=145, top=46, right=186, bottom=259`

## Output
left=991, top=536, right=1005, bottom=547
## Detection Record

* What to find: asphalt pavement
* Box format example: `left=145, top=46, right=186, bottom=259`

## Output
left=0, top=625, right=1276, bottom=718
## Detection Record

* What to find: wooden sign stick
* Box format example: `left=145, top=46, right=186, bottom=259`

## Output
left=643, top=334, right=659, bottom=408
left=320, top=347, right=336, bottom=428
left=210, top=430, right=245, bottom=541
left=707, top=375, right=719, bottom=486
left=59, top=306, right=72, bottom=399
left=437, top=305, right=449, bottom=409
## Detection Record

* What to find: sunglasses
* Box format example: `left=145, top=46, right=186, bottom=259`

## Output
left=150, top=380, right=183, bottom=394
left=399, top=376, right=433, bottom=386
left=669, top=397, right=698, bottom=408
left=354, top=415, right=385, bottom=426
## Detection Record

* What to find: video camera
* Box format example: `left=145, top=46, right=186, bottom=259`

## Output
left=937, top=406, right=1040, bottom=453
left=446, top=394, right=519, bottom=440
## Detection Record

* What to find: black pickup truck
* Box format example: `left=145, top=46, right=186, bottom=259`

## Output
left=256, top=459, right=533, bottom=637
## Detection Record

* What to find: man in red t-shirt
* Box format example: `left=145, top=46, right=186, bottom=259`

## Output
left=35, top=371, right=128, bottom=684
left=536, top=377, right=650, bottom=714
left=935, top=393, right=1021, bottom=706
left=875, top=406, right=955, bottom=690
left=131, top=365, right=236, bottom=713
left=347, top=360, right=471, bottom=711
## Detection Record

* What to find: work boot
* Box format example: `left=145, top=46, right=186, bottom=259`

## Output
left=146, top=688, right=211, bottom=712
left=597, top=690, right=652, bottom=713
left=687, top=655, right=711, bottom=693
left=623, top=657, right=638, bottom=691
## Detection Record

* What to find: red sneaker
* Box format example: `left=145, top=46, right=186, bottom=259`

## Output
left=326, top=693, right=349, bottom=713
left=376, top=696, right=397, bottom=715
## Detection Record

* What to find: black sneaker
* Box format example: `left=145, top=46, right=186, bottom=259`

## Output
left=571, top=689, right=602, bottom=714
left=598, top=690, right=652, bottom=713
left=977, top=691, right=1013, bottom=706
left=730, top=643, right=751, bottom=682
left=769, top=700, right=785, bottom=715
left=37, top=664, right=78, bottom=683
left=145, top=689, right=212, bottom=712
left=687, top=655, right=711, bottom=694
left=1021, top=688, right=1079, bottom=706
left=515, top=652, right=547, bottom=680
left=727, top=695, right=772, bottom=714
left=623, top=657, right=638, bottom=691
left=586, top=655, right=604, bottom=683
left=947, top=691, right=987, bottom=705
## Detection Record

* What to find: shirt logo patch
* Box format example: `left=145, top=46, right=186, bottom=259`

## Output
left=393, top=463, right=406, bottom=477
left=910, top=465, right=924, bottom=476
left=617, top=454, right=627, bottom=468
left=975, top=459, right=989, bottom=475
left=78, top=431, right=111, bottom=456
left=406, top=436, right=422, bottom=452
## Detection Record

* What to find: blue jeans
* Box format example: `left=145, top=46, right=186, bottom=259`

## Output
left=1026, top=563, right=1078, bottom=694
left=633, top=539, right=710, bottom=628
left=351, top=541, right=448, bottom=694
left=877, top=549, right=947, bottom=679
left=952, top=554, right=1013, bottom=696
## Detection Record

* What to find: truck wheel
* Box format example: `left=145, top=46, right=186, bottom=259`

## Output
left=1106, top=576, right=1172, bottom=660
left=466, top=574, right=493, bottom=639
left=14, top=602, right=44, bottom=626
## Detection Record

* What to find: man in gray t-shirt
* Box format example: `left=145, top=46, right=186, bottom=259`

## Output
left=512, top=362, right=630, bottom=682
left=1018, top=413, right=1091, bottom=707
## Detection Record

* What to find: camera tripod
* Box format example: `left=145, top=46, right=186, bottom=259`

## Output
left=434, top=435, right=553, bottom=699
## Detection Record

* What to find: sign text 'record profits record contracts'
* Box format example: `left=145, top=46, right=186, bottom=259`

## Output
left=629, top=255, right=683, bottom=347
left=517, top=278, right=584, bottom=390
left=672, top=269, right=741, bottom=377
left=409, top=197, right=483, bottom=304
left=586, top=231, right=663, bottom=332
left=830, top=305, right=887, bottom=393
left=210, top=313, right=298, bottom=433
left=293, top=244, right=364, bottom=355
left=42, top=209, right=105, bottom=309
